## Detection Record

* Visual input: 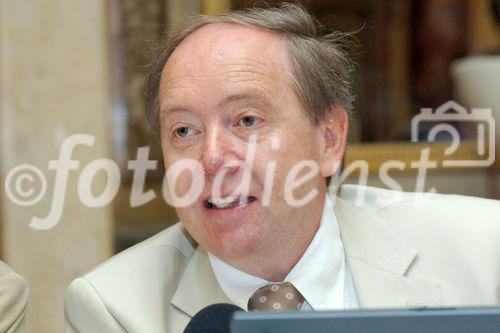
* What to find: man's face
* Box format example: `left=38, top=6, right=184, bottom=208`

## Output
left=158, top=23, right=344, bottom=263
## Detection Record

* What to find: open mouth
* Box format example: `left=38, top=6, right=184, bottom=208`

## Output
left=203, top=196, right=257, bottom=209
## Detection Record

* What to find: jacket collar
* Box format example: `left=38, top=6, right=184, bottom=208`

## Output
left=333, top=195, right=418, bottom=275
left=333, top=194, right=443, bottom=308
left=171, top=245, right=231, bottom=317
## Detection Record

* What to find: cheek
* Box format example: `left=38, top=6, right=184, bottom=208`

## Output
left=170, top=170, right=194, bottom=196
left=163, top=170, right=204, bottom=208
left=163, top=159, right=205, bottom=208
left=273, top=141, right=319, bottom=175
left=177, top=210, right=209, bottom=247
left=266, top=142, right=322, bottom=198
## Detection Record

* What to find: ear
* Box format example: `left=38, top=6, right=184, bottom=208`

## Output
left=318, top=106, right=348, bottom=178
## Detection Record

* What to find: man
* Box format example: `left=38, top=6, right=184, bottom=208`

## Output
left=65, top=4, right=500, bottom=333
left=0, top=261, right=28, bottom=333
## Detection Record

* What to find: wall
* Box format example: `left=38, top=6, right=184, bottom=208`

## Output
left=0, top=1, right=114, bottom=331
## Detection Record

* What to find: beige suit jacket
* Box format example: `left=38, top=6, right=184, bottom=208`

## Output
left=65, top=185, right=500, bottom=333
left=0, top=261, right=28, bottom=333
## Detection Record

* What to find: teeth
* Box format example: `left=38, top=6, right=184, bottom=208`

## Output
left=208, top=196, right=238, bottom=208
left=206, top=196, right=255, bottom=209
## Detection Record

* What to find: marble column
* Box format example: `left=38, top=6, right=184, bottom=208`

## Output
left=0, top=0, right=114, bottom=331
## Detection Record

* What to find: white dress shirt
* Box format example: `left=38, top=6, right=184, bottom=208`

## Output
left=209, top=195, right=359, bottom=311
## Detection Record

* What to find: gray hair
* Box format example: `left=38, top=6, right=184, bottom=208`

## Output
left=145, top=3, right=355, bottom=133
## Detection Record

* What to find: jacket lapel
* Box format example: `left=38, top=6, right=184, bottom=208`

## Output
left=334, top=195, right=443, bottom=308
left=171, top=246, right=231, bottom=317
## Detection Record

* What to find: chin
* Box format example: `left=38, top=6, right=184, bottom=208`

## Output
left=179, top=202, right=276, bottom=259
left=207, top=223, right=264, bottom=260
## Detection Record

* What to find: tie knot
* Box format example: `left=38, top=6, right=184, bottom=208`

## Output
left=247, top=282, right=305, bottom=311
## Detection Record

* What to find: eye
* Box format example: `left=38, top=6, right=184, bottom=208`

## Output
left=238, top=116, right=261, bottom=128
left=174, top=126, right=195, bottom=138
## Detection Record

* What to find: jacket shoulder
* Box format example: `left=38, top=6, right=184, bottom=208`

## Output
left=65, top=222, right=196, bottom=332
left=86, top=222, right=195, bottom=279
left=0, top=261, right=29, bottom=333
left=339, top=184, right=500, bottom=255
left=65, top=277, right=126, bottom=332
left=339, top=184, right=499, bottom=221
left=373, top=187, right=500, bottom=229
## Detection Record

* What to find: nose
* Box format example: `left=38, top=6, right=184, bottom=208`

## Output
left=201, top=126, right=241, bottom=176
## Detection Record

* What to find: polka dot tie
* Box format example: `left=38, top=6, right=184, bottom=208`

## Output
left=247, top=282, right=305, bottom=311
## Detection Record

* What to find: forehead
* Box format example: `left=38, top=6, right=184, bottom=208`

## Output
left=159, top=23, right=292, bottom=98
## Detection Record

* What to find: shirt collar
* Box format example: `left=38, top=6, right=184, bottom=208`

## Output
left=208, top=195, right=346, bottom=310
